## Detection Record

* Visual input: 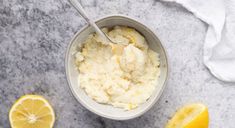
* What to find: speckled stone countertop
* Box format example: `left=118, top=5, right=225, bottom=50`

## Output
left=1, top=0, right=235, bottom=127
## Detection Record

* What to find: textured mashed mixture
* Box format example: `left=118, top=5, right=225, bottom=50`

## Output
left=75, top=26, right=160, bottom=110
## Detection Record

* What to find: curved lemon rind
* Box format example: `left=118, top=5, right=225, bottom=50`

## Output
left=165, top=103, right=209, bottom=128
left=9, top=95, right=55, bottom=128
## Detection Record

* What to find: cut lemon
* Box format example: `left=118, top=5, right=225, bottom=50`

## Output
left=9, top=95, right=55, bottom=128
left=166, top=103, right=209, bottom=128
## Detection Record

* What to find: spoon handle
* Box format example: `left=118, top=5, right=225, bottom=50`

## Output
left=69, top=0, right=107, bottom=39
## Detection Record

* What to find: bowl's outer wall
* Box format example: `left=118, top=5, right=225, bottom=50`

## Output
left=65, top=15, right=168, bottom=120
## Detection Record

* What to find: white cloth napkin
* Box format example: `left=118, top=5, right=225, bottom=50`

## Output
left=162, top=0, right=235, bottom=82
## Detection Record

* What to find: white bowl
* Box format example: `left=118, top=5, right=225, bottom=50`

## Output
left=65, top=15, right=168, bottom=120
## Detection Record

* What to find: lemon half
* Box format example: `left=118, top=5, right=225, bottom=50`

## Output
left=9, top=95, right=55, bottom=128
left=166, top=103, right=209, bottom=128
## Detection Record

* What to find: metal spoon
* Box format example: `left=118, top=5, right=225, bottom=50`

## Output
left=69, top=0, right=117, bottom=44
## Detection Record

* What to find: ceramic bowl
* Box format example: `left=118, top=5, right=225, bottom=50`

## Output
left=65, top=15, right=168, bottom=120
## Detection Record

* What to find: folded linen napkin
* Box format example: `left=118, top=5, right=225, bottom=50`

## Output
left=162, top=0, right=235, bottom=82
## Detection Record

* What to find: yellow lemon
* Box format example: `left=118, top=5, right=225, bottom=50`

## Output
left=166, top=103, right=209, bottom=128
left=9, top=95, right=55, bottom=128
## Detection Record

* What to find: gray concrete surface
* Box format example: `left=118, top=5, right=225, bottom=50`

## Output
left=1, top=0, right=235, bottom=127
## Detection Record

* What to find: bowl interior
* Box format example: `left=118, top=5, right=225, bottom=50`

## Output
left=66, top=16, right=168, bottom=120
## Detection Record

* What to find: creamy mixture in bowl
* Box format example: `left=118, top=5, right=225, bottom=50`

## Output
left=74, top=26, right=160, bottom=110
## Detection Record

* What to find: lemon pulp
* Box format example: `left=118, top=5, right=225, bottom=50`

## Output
left=9, top=95, right=55, bottom=128
left=166, top=103, right=209, bottom=128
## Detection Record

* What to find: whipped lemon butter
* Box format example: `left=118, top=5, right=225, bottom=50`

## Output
left=74, top=26, right=160, bottom=110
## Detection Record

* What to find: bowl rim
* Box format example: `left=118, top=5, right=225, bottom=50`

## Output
left=65, top=14, right=169, bottom=120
